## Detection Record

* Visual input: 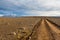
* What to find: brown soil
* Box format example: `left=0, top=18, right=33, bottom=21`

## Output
left=0, top=17, right=60, bottom=40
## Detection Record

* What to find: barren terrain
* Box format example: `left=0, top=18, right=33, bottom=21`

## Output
left=0, top=17, right=60, bottom=40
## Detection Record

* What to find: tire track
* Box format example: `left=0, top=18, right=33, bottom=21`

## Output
left=27, top=19, right=56, bottom=40
left=37, top=19, right=54, bottom=40
left=26, top=19, right=42, bottom=40
left=22, top=18, right=60, bottom=40
left=46, top=19, right=60, bottom=40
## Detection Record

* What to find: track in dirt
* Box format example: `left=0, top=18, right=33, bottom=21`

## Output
left=27, top=18, right=60, bottom=40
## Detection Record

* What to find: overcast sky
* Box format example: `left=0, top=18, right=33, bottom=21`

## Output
left=0, top=0, right=60, bottom=16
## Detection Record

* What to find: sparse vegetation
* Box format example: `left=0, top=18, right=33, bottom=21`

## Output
left=0, top=17, right=40, bottom=40
left=0, top=17, right=60, bottom=40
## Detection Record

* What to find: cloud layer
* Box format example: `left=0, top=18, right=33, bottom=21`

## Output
left=0, top=0, right=60, bottom=16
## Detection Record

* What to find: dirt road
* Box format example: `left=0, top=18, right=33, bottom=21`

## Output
left=30, top=19, right=60, bottom=40
left=37, top=19, right=54, bottom=40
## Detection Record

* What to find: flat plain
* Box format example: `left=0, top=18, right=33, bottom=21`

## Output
left=0, top=16, right=60, bottom=40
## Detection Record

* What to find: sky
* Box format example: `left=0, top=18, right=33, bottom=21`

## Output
left=0, top=0, right=60, bottom=17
